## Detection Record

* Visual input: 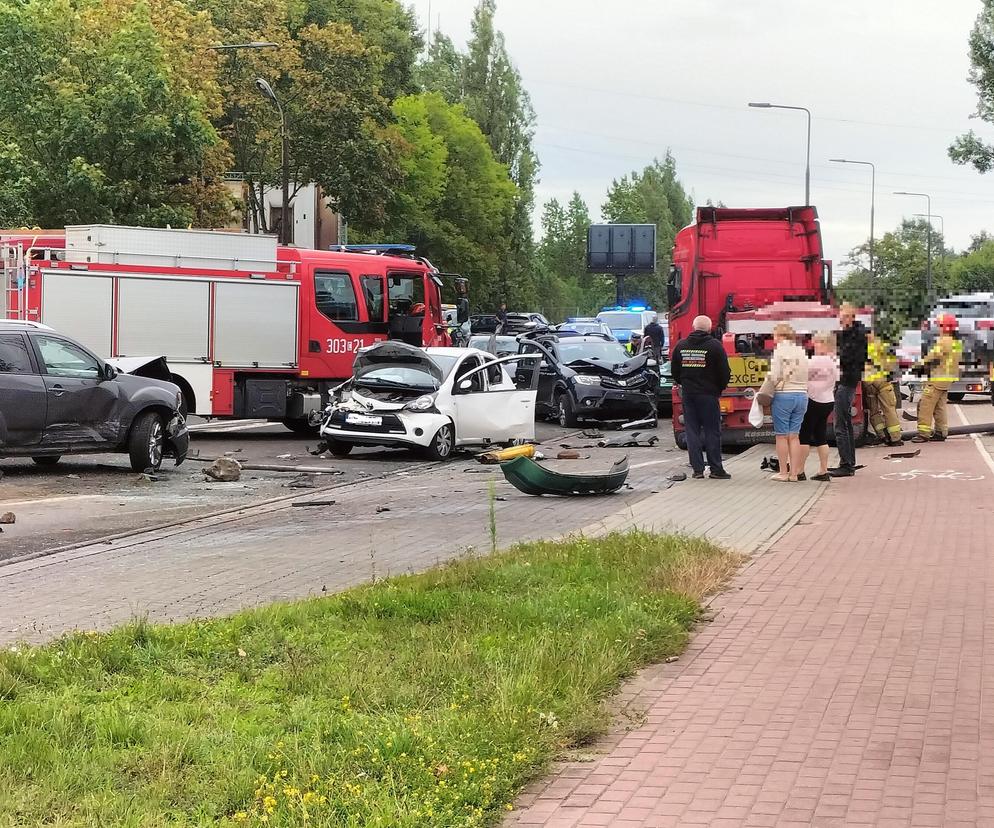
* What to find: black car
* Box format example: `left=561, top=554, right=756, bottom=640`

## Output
left=470, top=314, right=499, bottom=334
left=0, top=321, right=189, bottom=471
left=517, top=333, right=657, bottom=427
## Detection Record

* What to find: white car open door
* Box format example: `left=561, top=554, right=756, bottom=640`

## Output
left=451, top=354, right=541, bottom=444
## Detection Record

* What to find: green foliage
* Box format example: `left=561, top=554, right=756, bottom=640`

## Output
left=0, top=531, right=736, bottom=826
left=948, top=239, right=994, bottom=292
left=0, top=0, right=233, bottom=228
left=601, top=153, right=693, bottom=309
left=950, top=1, right=994, bottom=171
left=375, top=92, right=516, bottom=309
left=836, top=219, right=950, bottom=337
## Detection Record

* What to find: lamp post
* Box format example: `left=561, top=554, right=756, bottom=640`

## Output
left=749, top=102, right=812, bottom=205
left=830, top=159, right=875, bottom=280
left=255, top=78, right=291, bottom=246
left=914, top=213, right=945, bottom=263
left=894, top=191, right=932, bottom=293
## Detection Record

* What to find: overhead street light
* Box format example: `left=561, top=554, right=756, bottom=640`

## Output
left=830, top=159, right=876, bottom=280
left=894, top=191, right=933, bottom=293
left=749, top=102, right=812, bottom=206
left=255, top=77, right=291, bottom=246
left=914, top=213, right=945, bottom=263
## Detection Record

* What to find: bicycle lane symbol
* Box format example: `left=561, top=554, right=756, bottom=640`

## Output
left=880, top=468, right=986, bottom=481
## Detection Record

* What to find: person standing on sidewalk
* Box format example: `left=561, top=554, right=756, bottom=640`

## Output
left=798, top=331, right=839, bottom=482
left=767, top=323, right=809, bottom=482
left=671, top=315, right=732, bottom=479
left=863, top=332, right=903, bottom=446
left=830, top=303, right=868, bottom=477
left=912, top=313, right=963, bottom=443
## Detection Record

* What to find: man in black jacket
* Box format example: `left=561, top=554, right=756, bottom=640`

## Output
left=671, top=315, right=733, bottom=479
left=643, top=316, right=666, bottom=361
left=830, top=303, right=869, bottom=477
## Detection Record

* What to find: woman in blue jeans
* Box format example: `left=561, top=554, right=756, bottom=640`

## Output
left=767, top=323, right=810, bottom=482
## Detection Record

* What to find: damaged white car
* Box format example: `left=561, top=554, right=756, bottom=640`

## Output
left=319, top=342, right=539, bottom=459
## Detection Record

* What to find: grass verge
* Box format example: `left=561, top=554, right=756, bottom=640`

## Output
left=0, top=530, right=740, bottom=827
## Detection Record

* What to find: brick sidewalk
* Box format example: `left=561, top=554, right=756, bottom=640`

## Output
left=510, top=435, right=994, bottom=827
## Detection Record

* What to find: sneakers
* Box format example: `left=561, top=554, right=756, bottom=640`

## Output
left=709, top=470, right=732, bottom=480
left=828, top=466, right=855, bottom=478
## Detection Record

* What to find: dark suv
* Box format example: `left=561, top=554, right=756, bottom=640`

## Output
left=0, top=322, right=189, bottom=471
left=517, top=333, right=658, bottom=426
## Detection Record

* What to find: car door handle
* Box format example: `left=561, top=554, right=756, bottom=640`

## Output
left=49, top=385, right=65, bottom=396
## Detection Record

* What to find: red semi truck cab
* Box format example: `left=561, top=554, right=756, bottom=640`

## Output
left=2, top=226, right=458, bottom=430
left=666, top=206, right=866, bottom=447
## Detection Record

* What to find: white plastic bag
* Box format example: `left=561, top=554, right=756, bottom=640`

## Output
left=748, top=395, right=764, bottom=428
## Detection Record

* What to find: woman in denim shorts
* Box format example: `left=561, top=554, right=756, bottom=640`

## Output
left=767, top=323, right=810, bottom=482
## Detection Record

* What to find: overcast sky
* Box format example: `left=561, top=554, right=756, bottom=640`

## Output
left=415, top=0, right=994, bottom=275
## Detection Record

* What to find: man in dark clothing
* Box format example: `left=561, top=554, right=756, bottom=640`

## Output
left=643, top=316, right=666, bottom=361
left=496, top=302, right=508, bottom=334
left=671, top=314, right=732, bottom=479
left=830, top=303, right=868, bottom=477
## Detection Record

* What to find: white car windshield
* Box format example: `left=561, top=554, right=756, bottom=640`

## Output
left=597, top=312, right=643, bottom=329
left=355, top=365, right=441, bottom=391
left=559, top=340, right=630, bottom=364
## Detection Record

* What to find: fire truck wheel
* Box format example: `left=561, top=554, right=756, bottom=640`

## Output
left=423, top=423, right=455, bottom=460
left=128, top=411, right=165, bottom=472
left=557, top=394, right=578, bottom=428
left=31, top=456, right=61, bottom=468
left=282, top=418, right=320, bottom=437
left=326, top=439, right=354, bottom=457
left=948, top=392, right=965, bottom=402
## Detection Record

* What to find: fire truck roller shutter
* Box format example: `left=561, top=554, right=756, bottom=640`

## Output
left=213, top=281, right=299, bottom=368
left=117, top=277, right=210, bottom=362
left=40, top=271, right=112, bottom=356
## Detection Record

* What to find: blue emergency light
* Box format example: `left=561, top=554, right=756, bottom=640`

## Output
left=333, top=243, right=417, bottom=253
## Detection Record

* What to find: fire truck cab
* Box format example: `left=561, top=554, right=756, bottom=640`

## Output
left=3, top=226, right=460, bottom=432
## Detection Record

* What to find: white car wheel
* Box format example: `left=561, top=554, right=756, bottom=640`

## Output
left=423, top=422, right=454, bottom=460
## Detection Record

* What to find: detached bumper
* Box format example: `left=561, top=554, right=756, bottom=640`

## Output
left=165, top=414, right=189, bottom=466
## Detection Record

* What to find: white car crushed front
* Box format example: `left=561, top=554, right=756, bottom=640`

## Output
left=319, top=342, right=539, bottom=460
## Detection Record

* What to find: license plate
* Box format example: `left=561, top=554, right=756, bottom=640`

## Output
left=345, top=413, right=382, bottom=426
left=727, top=356, right=769, bottom=387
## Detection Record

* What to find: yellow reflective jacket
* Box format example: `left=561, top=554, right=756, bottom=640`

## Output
left=920, top=334, right=963, bottom=382
left=863, top=339, right=899, bottom=382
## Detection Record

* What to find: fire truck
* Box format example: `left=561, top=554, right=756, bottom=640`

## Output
left=666, top=206, right=868, bottom=448
left=2, top=225, right=461, bottom=432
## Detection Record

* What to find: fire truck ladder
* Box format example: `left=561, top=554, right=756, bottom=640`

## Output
left=1, top=242, right=27, bottom=321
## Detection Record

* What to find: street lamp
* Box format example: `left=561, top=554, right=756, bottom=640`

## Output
left=914, top=213, right=945, bottom=263
left=255, top=77, right=291, bottom=246
left=830, top=159, right=875, bottom=280
left=749, top=102, right=812, bottom=206
left=894, top=191, right=932, bottom=292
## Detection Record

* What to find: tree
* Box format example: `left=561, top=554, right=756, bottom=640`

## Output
left=193, top=0, right=405, bottom=234
left=948, top=238, right=994, bottom=292
left=601, top=153, right=694, bottom=309
left=415, top=32, right=464, bottom=104
left=0, top=0, right=233, bottom=228
left=377, top=92, right=517, bottom=308
left=949, top=1, right=994, bottom=172
left=837, top=219, right=950, bottom=337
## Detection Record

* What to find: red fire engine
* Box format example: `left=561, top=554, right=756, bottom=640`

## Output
left=666, top=206, right=868, bottom=447
left=2, top=225, right=461, bottom=431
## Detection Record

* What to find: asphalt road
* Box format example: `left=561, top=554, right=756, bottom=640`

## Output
left=0, top=418, right=676, bottom=560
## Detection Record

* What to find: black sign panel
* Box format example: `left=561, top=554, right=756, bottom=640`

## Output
left=586, top=224, right=656, bottom=273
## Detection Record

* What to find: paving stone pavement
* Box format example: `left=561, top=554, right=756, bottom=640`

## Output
left=509, top=434, right=994, bottom=827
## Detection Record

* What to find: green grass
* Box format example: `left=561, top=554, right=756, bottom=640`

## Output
left=0, top=531, right=739, bottom=827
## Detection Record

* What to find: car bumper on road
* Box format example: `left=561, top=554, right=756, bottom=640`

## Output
left=166, top=415, right=189, bottom=465
left=320, top=408, right=441, bottom=450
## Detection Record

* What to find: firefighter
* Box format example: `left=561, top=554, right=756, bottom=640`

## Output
left=862, top=332, right=903, bottom=446
left=911, top=313, right=963, bottom=443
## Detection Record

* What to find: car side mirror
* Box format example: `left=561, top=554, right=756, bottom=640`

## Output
left=457, top=297, right=470, bottom=324
left=667, top=283, right=679, bottom=308
left=102, top=364, right=118, bottom=381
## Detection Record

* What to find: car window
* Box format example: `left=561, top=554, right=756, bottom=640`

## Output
left=315, top=272, right=358, bottom=321
left=454, top=355, right=485, bottom=392
left=35, top=335, right=101, bottom=379
left=485, top=355, right=504, bottom=385
left=597, top=312, right=643, bottom=329
left=0, top=334, right=33, bottom=374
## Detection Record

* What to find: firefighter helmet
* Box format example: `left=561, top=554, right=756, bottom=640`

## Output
left=937, top=313, right=959, bottom=332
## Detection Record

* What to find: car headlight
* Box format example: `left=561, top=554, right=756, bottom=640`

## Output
left=405, top=394, right=437, bottom=411
left=573, top=375, right=601, bottom=386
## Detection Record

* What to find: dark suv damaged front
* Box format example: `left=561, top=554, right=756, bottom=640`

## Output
left=518, top=334, right=658, bottom=427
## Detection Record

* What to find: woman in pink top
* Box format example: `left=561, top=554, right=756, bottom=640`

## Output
left=798, top=331, right=840, bottom=482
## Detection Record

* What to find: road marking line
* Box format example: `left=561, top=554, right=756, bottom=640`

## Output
left=0, top=494, right=104, bottom=507
left=954, top=403, right=994, bottom=478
